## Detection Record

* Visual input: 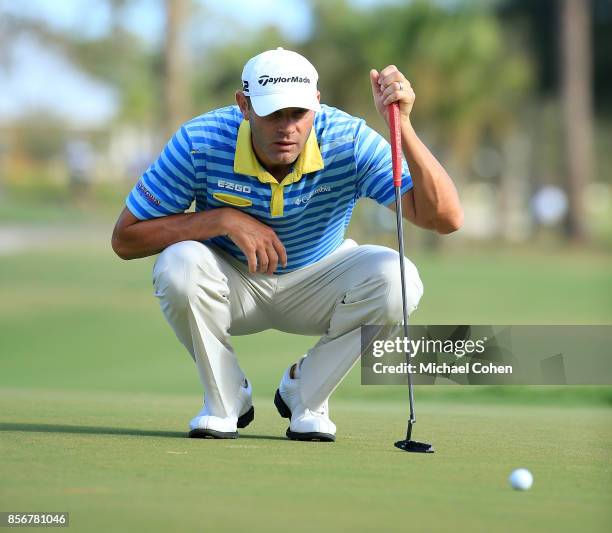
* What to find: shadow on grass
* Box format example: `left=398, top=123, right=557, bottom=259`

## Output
left=0, top=422, right=287, bottom=441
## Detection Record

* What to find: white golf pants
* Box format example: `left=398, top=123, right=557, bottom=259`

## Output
left=152, top=239, right=424, bottom=418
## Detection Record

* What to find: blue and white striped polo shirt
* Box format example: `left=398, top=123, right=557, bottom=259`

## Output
left=126, top=104, right=412, bottom=273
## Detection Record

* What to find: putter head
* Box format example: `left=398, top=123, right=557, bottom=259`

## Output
left=394, top=439, right=434, bottom=453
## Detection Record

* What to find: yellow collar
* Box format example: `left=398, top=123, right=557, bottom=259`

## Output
left=233, top=120, right=324, bottom=186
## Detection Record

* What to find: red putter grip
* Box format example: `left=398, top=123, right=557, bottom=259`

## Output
left=389, top=102, right=403, bottom=187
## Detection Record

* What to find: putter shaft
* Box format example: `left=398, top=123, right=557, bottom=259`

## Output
left=394, top=185, right=416, bottom=438
left=389, top=102, right=433, bottom=453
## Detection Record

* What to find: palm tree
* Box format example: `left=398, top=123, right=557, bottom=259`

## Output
left=163, top=0, right=192, bottom=138
left=561, top=0, right=594, bottom=242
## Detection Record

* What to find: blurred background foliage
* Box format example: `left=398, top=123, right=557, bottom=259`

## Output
left=0, top=0, right=610, bottom=249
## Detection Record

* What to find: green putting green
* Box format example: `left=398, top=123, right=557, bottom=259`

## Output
left=1, top=244, right=611, bottom=531
left=1, top=389, right=610, bottom=532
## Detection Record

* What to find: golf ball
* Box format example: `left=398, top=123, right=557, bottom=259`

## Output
left=509, top=468, right=533, bottom=491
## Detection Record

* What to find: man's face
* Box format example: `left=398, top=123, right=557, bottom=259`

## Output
left=236, top=92, right=319, bottom=175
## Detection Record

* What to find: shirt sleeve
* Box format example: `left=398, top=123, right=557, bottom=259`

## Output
left=126, top=126, right=196, bottom=220
left=354, top=120, right=413, bottom=206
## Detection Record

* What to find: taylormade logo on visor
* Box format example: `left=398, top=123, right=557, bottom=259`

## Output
left=241, top=49, right=320, bottom=114
left=257, top=74, right=311, bottom=87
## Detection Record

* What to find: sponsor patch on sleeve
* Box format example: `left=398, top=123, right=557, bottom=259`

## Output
left=136, top=180, right=161, bottom=206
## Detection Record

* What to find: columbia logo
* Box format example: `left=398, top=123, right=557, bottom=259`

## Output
left=295, top=185, right=331, bottom=206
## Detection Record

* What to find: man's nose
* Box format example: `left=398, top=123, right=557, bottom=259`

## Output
left=276, top=113, right=297, bottom=134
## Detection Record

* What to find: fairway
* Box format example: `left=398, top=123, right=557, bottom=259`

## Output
left=1, top=241, right=611, bottom=532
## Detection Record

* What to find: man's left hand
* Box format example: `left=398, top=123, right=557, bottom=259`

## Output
left=369, top=65, right=415, bottom=126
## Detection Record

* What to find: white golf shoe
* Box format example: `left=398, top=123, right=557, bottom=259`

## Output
left=274, top=365, right=336, bottom=442
left=188, top=379, right=254, bottom=439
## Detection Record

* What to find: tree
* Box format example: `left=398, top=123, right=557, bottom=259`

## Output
left=163, top=0, right=192, bottom=138
left=305, top=0, right=533, bottom=170
left=560, top=0, right=593, bottom=242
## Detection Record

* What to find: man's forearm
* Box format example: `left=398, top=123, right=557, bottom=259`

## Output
left=112, top=209, right=228, bottom=260
left=401, top=119, right=463, bottom=233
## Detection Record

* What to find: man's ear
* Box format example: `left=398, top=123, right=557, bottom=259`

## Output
left=316, top=91, right=320, bottom=103
left=235, top=91, right=250, bottom=120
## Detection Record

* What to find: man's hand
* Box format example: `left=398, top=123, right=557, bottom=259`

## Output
left=369, top=65, right=415, bottom=126
left=111, top=206, right=287, bottom=271
left=368, top=65, right=463, bottom=234
left=221, top=209, right=287, bottom=275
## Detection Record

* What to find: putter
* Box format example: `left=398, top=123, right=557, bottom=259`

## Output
left=388, top=101, right=434, bottom=454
